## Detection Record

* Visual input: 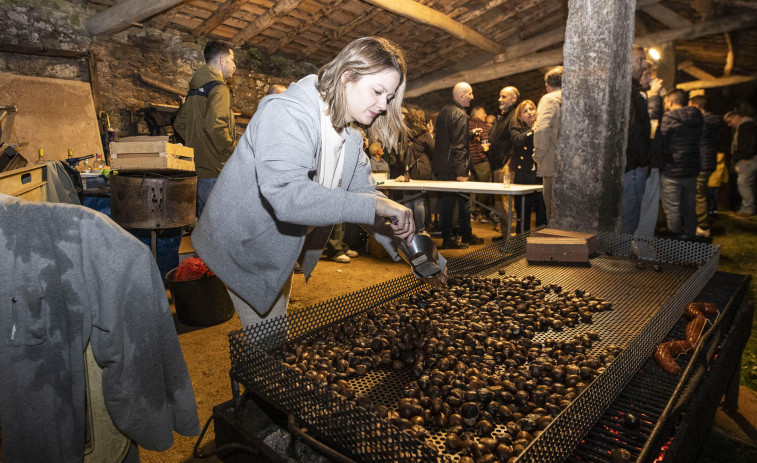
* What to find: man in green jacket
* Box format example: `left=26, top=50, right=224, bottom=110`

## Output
left=174, top=41, right=237, bottom=218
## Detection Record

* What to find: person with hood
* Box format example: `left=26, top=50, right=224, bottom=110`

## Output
left=191, top=37, right=447, bottom=327
left=174, top=41, right=238, bottom=218
left=658, top=89, right=703, bottom=237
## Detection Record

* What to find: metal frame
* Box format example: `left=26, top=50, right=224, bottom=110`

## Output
left=228, top=231, right=719, bottom=463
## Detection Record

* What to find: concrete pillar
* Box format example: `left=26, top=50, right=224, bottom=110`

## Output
left=551, top=0, right=637, bottom=233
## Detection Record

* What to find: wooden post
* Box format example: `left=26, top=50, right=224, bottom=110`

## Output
left=550, top=0, right=636, bottom=233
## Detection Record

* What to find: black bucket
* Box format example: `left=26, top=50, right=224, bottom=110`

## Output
left=166, top=269, right=235, bottom=326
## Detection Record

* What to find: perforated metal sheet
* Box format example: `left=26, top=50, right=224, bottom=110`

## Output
left=228, top=230, right=719, bottom=463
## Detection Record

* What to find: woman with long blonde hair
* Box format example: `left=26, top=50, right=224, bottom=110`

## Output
left=193, top=37, right=446, bottom=327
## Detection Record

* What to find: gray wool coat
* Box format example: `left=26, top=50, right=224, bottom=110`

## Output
left=192, top=75, right=401, bottom=313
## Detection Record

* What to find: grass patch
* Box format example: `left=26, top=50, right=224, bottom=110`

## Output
left=711, top=212, right=757, bottom=391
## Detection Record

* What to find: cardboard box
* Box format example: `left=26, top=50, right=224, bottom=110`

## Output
left=110, top=136, right=194, bottom=172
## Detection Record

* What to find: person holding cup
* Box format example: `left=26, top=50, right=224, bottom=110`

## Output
left=508, top=100, right=547, bottom=230
left=468, top=106, right=494, bottom=222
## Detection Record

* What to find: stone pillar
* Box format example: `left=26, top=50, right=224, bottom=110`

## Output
left=550, top=0, right=637, bottom=233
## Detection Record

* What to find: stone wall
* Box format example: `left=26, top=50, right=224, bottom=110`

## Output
left=0, top=0, right=317, bottom=143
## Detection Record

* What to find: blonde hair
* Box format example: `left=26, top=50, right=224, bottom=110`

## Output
left=516, top=100, right=536, bottom=124
left=316, top=37, right=407, bottom=151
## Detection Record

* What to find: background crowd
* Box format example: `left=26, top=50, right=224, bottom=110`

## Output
left=351, top=44, right=755, bottom=259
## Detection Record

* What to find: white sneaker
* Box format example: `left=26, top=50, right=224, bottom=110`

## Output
left=345, top=250, right=358, bottom=258
left=695, top=227, right=711, bottom=237
left=330, top=254, right=350, bottom=263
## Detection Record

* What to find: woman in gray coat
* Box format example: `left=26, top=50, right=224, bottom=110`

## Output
left=192, top=37, right=445, bottom=327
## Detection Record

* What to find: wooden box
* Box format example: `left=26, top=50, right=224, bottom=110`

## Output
left=532, top=228, right=598, bottom=256
left=526, top=236, right=590, bottom=264
left=110, top=136, right=194, bottom=172
left=0, top=164, right=47, bottom=201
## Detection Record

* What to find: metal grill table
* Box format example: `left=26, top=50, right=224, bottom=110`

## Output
left=226, top=231, right=727, bottom=463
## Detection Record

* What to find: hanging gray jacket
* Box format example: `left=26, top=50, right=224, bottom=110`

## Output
left=0, top=193, right=199, bottom=462
left=192, top=75, right=404, bottom=313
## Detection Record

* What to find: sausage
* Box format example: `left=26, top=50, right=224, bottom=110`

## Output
left=685, top=317, right=708, bottom=347
left=684, top=303, right=705, bottom=319
left=653, top=340, right=692, bottom=376
left=701, top=302, right=718, bottom=315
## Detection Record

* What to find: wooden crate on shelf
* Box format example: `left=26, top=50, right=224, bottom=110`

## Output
left=0, top=164, right=47, bottom=201
left=110, top=136, right=194, bottom=172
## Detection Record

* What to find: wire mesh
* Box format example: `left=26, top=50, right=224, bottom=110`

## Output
left=228, top=231, right=719, bottom=463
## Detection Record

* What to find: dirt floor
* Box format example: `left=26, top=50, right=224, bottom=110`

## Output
left=140, top=221, right=505, bottom=462
left=139, top=215, right=757, bottom=462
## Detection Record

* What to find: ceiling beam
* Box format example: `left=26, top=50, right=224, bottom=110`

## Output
left=194, top=0, right=248, bottom=38
left=231, top=0, right=305, bottom=47
left=677, top=74, right=756, bottom=91
left=86, top=0, right=185, bottom=35
left=360, top=0, right=504, bottom=54
left=149, top=1, right=186, bottom=30
left=723, top=32, right=734, bottom=76
left=678, top=61, right=717, bottom=80
left=640, top=3, right=693, bottom=28
left=406, top=13, right=757, bottom=98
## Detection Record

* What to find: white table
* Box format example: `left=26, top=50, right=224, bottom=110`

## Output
left=376, top=179, right=543, bottom=237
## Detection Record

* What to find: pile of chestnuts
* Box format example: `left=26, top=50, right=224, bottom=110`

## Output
left=277, top=275, right=621, bottom=462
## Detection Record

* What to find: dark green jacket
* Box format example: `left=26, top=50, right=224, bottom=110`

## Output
left=174, top=65, right=237, bottom=178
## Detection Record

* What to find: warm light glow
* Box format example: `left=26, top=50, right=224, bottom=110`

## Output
left=649, top=48, right=661, bottom=61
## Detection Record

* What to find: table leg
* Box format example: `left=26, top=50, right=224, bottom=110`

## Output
left=507, top=196, right=514, bottom=238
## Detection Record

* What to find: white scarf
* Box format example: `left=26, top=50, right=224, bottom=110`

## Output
left=315, top=98, right=346, bottom=189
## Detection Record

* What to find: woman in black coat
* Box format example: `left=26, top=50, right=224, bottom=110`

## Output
left=508, top=100, right=547, bottom=230
left=402, top=106, right=434, bottom=232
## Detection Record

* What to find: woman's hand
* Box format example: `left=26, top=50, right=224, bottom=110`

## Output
left=376, top=196, right=415, bottom=244
left=421, top=265, right=448, bottom=287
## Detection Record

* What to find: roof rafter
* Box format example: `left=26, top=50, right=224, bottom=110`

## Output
left=194, top=0, right=248, bottom=38
left=231, top=0, right=305, bottom=47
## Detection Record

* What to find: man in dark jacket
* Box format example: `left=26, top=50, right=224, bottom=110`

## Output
left=659, top=90, right=703, bottom=237
left=725, top=106, right=757, bottom=216
left=174, top=41, right=238, bottom=218
left=488, top=86, right=519, bottom=233
left=432, top=82, right=483, bottom=249
left=689, top=95, right=720, bottom=236
left=621, top=46, right=652, bottom=235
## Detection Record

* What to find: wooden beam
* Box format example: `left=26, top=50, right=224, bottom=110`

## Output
left=407, top=13, right=757, bottom=97
left=86, top=0, right=185, bottom=35
left=641, top=3, right=693, bottom=28
left=635, top=13, right=757, bottom=47
left=360, top=0, right=503, bottom=54
left=714, top=0, right=757, bottom=9
left=231, top=0, right=305, bottom=47
left=195, top=0, right=247, bottom=38
left=150, top=1, right=186, bottom=30
left=406, top=49, right=564, bottom=98
left=723, top=32, right=734, bottom=76
left=677, top=74, right=756, bottom=90
left=139, top=73, right=185, bottom=96
left=678, top=61, right=717, bottom=80
left=268, top=0, right=345, bottom=54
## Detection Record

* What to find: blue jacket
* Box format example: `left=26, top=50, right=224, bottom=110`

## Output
left=660, top=106, right=703, bottom=178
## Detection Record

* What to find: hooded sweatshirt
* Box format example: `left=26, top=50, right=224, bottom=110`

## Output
left=660, top=106, right=703, bottom=178
left=174, top=65, right=237, bottom=178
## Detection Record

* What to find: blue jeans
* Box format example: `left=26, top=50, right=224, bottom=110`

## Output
left=634, top=167, right=659, bottom=238
left=404, top=195, right=426, bottom=233
left=660, top=175, right=697, bottom=236
left=621, top=167, right=648, bottom=235
left=196, top=177, right=217, bottom=219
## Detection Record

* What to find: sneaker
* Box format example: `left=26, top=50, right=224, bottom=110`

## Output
left=345, top=250, right=358, bottom=258
left=479, top=215, right=492, bottom=223
left=330, top=254, right=350, bottom=263
left=695, top=227, right=711, bottom=237
left=463, top=235, right=484, bottom=245
left=441, top=240, right=469, bottom=250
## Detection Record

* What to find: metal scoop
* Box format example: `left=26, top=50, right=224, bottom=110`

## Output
left=397, top=232, right=442, bottom=278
